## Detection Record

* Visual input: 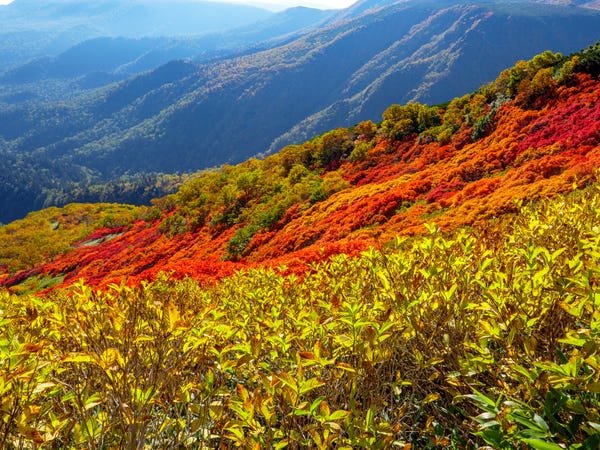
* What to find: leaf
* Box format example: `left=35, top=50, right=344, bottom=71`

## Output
left=470, top=389, right=498, bottom=408
left=520, top=438, right=563, bottom=450
left=476, top=412, right=497, bottom=421
left=325, top=421, right=342, bottom=431
left=166, top=302, right=180, bottom=331
left=443, top=283, right=458, bottom=301
left=586, top=382, right=600, bottom=393
left=62, top=352, right=96, bottom=364
left=100, top=347, right=124, bottom=370
left=299, top=377, right=325, bottom=395
left=236, top=384, right=249, bottom=401
left=366, top=406, right=374, bottom=426
left=298, top=351, right=315, bottom=360
left=422, top=392, right=440, bottom=405
left=84, top=393, right=104, bottom=411
left=532, top=414, right=550, bottom=432
left=335, top=362, right=356, bottom=373
left=588, top=421, right=600, bottom=432
left=558, top=333, right=587, bottom=347
left=327, top=410, right=350, bottom=421
left=23, top=343, right=43, bottom=353
left=33, top=382, right=56, bottom=394
left=310, top=397, right=326, bottom=415
left=209, top=401, right=225, bottom=419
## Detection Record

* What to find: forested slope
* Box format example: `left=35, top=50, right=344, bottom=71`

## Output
left=2, top=0, right=600, bottom=223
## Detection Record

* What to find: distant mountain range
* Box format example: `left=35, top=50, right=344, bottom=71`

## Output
left=1, top=0, right=600, bottom=223
left=0, top=7, right=335, bottom=91
left=0, top=0, right=280, bottom=69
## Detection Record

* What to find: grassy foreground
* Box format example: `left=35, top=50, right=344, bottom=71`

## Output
left=2, top=184, right=600, bottom=449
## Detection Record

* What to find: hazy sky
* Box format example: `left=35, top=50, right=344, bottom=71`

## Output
left=0, top=0, right=357, bottom=8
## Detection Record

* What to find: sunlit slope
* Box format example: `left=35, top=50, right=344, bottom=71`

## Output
left=2, top=0, right=600, bottom=225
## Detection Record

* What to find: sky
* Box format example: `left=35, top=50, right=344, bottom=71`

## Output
left=247, top=0, right=356, bottom=8
left=0, top=0, right=357, bottom=8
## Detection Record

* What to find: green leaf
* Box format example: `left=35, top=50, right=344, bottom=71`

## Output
left=520, top=438, right=563, bottom=450
left=468, top=389, right=499, bottom=409
left=327, top=410, right=350, bottom=421
left=588, top=422, right=600, bottom=432
left=310, top=397, right=326, bottom=415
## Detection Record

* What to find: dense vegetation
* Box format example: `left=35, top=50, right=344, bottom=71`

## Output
left=0, top=203, right=142, bottom=274
left=1, top=184, right=600, bottom=448
left=2, top=0, right=600, bottom=223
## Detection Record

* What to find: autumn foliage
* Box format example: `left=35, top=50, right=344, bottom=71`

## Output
left=1, top=46, right=599, bottom=293
left=1, top=185, right=600, bottom=448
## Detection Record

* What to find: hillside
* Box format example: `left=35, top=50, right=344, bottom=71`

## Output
left=1, top=0, right=600, bottom=223
left=1, top=47, right=600, bottom=449
left=2, top=44, right=599, bottom=293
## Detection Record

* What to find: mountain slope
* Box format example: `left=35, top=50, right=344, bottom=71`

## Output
left=2, top=46, right=598, bottom=291
left=2, top=185, right=600, bottom=447
left=0, top=6, right=334, bottom=90
left=2, top=49, right=600, bottom=449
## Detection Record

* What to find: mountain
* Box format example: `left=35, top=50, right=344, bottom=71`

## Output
left=0, top=6, right=335, bottom=94
left=1, top=0, right=600, bottom=224
left=0, top=0, right=275, bottom=70
left=2, top=45, right=599, bottom=290
left=1, top=46, right=600, bottom=450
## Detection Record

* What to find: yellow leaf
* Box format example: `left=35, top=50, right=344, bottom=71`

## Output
left=422, top=393, right=440, bottom=405
left=27, top=405, right=41, bottom=416
left=209, top=401, right=225, bottom=419
left=100, top=348, right=124, bottom=370
left=166, top=302, right=180, bottom=331
left=62, top=352, right=95, bottom=364
left=335, top=362, right=356, bottom=373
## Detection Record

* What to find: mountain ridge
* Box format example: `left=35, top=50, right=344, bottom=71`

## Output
left=0, top=0, right=282, bottom=71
